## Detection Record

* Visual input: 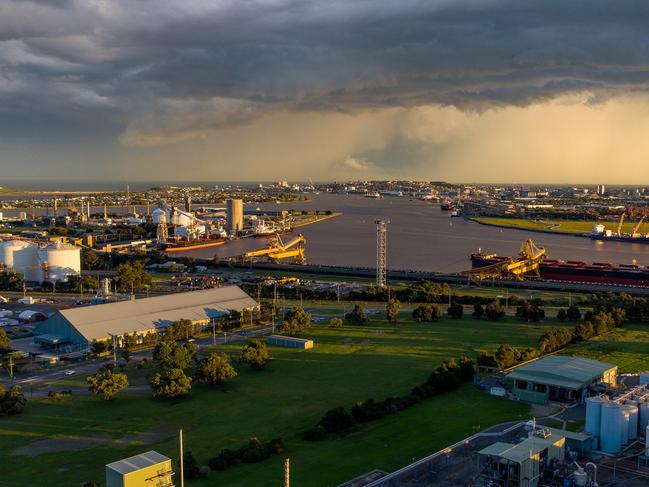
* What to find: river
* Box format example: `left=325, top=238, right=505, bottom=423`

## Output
left=158, top=194, right=649, bottom=272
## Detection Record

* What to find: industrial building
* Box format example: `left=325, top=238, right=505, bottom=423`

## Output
left=34, top=286, right=257, bottom=351
left=0, top=239, right=81, bottom=283
left=507, top=356, right=617, bottom=404
left=106, top=450, right=173, bottom=487
left=227, top=198, right=244, bottom=235
left=267, top=334, right=314, bottom=349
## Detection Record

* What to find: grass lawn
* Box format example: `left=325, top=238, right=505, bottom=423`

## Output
left=472, top=217, right=646, bottom=236
left=561, top=323, right=649, bottom=373
left=0, top=316, right=544, bottom=487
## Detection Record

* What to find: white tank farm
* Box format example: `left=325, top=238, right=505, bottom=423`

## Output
left=625, top=402, right=639, bottom=439
left=37, top=242, right=81, bottom=283
left=600, top=402, right=623, bottom=454
left=0, top=240, right=39, bottom=281
left=585, top=396, right=604, bottom=437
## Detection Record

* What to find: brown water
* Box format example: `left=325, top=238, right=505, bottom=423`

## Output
left=166, top=194, right=649, bottom=272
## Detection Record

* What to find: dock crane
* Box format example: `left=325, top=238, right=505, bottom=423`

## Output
left=632, top=208, right=649, bottom=237
left=239, top=233, right=307, bottom=264
left=462, top=240, right=546, bottom=282
left=614, top=206, right=649, bottom=237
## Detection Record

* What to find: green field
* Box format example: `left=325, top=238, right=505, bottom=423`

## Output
left=0, top=315, right=548, bottom=487
left=562, top=323, right=649, bottom=373
left=472, top=217, right=646, bottom=236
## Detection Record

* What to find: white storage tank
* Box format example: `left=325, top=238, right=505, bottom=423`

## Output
left=585, top=396, right=604, bottom=437
left=640, top=402, right=649, bottom=432
left=625, top=402, right=639, bottom=439
left=152, top=208, right=168, bottom=224
left=0, top=240, right=40, bottom=281
left=37, top=242, right=81, bottom=283
left=620, top=407, right=630, bottom=445
left=600, top=402, right=623, bottom=454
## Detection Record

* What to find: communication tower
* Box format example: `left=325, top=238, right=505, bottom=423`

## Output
left=374, top=219, right=388, bottom=288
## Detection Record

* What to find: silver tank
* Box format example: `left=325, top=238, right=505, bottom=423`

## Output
left=600, top=402, right=622, bottom=454
left=625, top=402, right=639, bottom=439
left=585, top=396, right=604, bottom=437
left=620, top=408, right=630, bottom=445
left=639, top=402, right=649, bottom=432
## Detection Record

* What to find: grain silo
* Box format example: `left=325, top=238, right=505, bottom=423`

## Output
left=0, top=240, right=40, bottom=282
left=227, top=198, right=244, bottom=236
left=37, top=242, right=81, bottom=283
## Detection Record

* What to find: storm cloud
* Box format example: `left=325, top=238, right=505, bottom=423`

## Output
left=2, top=1, right=649, bottom=180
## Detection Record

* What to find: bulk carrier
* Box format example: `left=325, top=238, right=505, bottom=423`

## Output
left=470, top=252, right=649, bottom=286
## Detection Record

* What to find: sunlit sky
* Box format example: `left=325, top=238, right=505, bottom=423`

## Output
left=2, top=1, right=649, bottom=183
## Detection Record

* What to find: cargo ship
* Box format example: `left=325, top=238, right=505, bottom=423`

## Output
left=471, top=252, right=649, bottom=286
left=164, top=238, right=227, bottom=253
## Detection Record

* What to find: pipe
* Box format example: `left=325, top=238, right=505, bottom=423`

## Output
left=586, top=462, right=597, bottom=483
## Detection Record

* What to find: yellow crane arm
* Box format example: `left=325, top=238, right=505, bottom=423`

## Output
left=633, top=211, right=648, bottom=236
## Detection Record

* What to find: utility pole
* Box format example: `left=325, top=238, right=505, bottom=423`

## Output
left=212, top=318, right=216, bottom=346
left=179, top=429, right=185, bottom=487
left=284, top=458, right=290, bottom=487
left=374, top=219, right=389, bottom=288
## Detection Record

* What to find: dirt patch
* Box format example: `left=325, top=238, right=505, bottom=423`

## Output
left=11, top=427, right=174, bottom=456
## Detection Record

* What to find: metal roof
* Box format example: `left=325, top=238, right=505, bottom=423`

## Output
left=106, top=450, right=170, bottom=475
left=507, top=356, right=616, bottom=390
left=479, top=436, right=563, bottom=463
left=55, top=286, right=257, bottom=342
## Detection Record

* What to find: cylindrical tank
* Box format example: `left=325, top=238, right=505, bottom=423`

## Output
left=600, top=402, right=622, bottom=454
left=152, top=207, right=168, bottom=224
left=227, top=198, right=244, bottom=235
left=620, top=408, right=630, bottom=445
left=646, top=425, right=649, bottom=456
left=37, top=242, right=81, bottom=283
left=639, top=402, right=649, bottom=432
left=0, top=240, right=40, bottom=281
left=573, top=466, right=588, bottom=487
left=585, top=397, right=604, bottom=437
left=625, top=402, right=639, bottom=439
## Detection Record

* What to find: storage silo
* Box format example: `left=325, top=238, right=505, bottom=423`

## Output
left=37, top=242, right=81, bottom=283
left=625, top=402, right=639, bottom=439
left=600, top=402, right=622, bottom=454
left=640, top=402, right=649, bottom=432
left=585, top=396, right=604, bottom=437
left=152, top=207, right=168, bottom=224
left=0, top=240, right=40, bottom=282
left=620, top=408, right=630, bottom=445
left=227, top=199, right=244, bottom=236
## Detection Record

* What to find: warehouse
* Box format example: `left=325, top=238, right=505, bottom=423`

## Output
left=34, top=286, right=257, bottom=351
left=507, top=356, right=617, bottom=404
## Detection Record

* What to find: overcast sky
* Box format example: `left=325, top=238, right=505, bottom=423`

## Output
left=2, top=0, right=649, bottom=183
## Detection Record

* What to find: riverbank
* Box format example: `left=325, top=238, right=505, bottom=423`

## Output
left=467, top=216, right=627, bottom=237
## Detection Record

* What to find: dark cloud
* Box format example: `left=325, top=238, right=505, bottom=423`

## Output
left=2, top=0, right=649, bottom=144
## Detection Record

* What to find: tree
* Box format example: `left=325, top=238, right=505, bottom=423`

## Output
left=279, top=307, right=311, bottom=336
left=151, top=368, right=192, bottom=398
left=168, top=319, right=194, bottom=341
left=152, top=335, right=196, bottom=370
left=412, top=304, right=442, bottom=322
left=557, top=308, right=567, bottom=321
left=181, top=451, right=204, bottom=479
left=0, top=384, right=27, bottom=416
left=81, top=249, right=100, bottom=270
left=447, top=302, right=464, bottom=319
left=328, top=317, right=343, bottom=328
left=318, top=406, right=355, bottom=433
left=0, top=329, right=11, bottom=353
left=567, top=305, right=582, bottom=322
left=345, top=305, right=368, bottom=325
left=386, top=298, right=400, bottom=322
left=239, top=339, right=269, bottom=370
left=484, top=300, right=505, bottom=321
left=472, top=303, right=484, bottom=319
left=0, top=270, right=23, bottom=292
left=115, top=261, right=152, bottom=292
left=87, top=366, right=129, bottom=401
left=196, top=352, right=237, bottom=385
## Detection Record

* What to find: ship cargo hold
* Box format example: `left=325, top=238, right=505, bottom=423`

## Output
left=471, top=252, right=649, bottom=287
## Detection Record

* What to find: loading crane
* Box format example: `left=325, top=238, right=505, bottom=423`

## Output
left=462, top=239, right=546, bottom=282
left=632, top=208, right=649, bottom=237
left=613, top=206, right=649, bottom=237
left=238, top=233, right=306, bottom=264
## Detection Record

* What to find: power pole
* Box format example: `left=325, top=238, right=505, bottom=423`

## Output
left=179, top=429, right=185, bottom=487
left=284, top=457, right=290, bottom=487
left=374, top=219, right=389, bottom=288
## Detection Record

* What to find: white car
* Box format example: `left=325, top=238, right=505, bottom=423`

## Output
left=64, top=370, right=76, bottom=376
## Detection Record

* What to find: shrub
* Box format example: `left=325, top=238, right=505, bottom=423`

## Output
left=447, top=302, right=464, bottom=319
left=345, top=305, right=368, bottom=325
left=239, top=339, right=269, bottom=370
left=328, top=317, right=343, bottom=328
left=302, top=426, right=326, bottom=441
left=318, top=407, right=355, bottom=433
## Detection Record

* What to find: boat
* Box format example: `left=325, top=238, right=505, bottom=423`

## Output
left=364, top=192, right=382, bottom=199
left=164, top=238, right=226, bottom=252
left=470, top=252, right=649, bottom=286
left=591, top=234, right=649, bottom=244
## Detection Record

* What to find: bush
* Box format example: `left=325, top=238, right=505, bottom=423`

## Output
left=318, top=407, right=355, bottom=433
left=412, top=304, right=443, bottom=322
left=447, top=302, right=464, bottom=319
left=302, top=426, right=326, bottom=441
left=208, top=449, right=240, bottom=471
left=345, top=305, right=368, bottom=325
left=150, top=368, right=192, bottom=398
left=182, top=451, right=205, bottom=479
left=328, top=317, right=343, bottom=328
left=0, top=384, right=27, bottom=416
left=484, top=300, right=505, bottom=321
left=472, top=303, right=484, bottom=319
left=351, top=398, right=386, bottom=423
left=239, top=339, right=269, bottom=370
left=267, top=438, right=285, bottom=454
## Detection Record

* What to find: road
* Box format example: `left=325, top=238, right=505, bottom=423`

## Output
left=1, top=323, right=275, bottom=394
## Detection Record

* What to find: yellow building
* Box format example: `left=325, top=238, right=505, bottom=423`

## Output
left=106, top=451, right=174, bottom=487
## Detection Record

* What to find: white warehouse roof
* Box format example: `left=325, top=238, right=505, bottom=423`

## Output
left=37, top=286, right=257, bottom=343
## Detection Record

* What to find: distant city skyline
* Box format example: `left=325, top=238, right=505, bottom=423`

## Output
left=3, top=1, right=649, bottom=183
